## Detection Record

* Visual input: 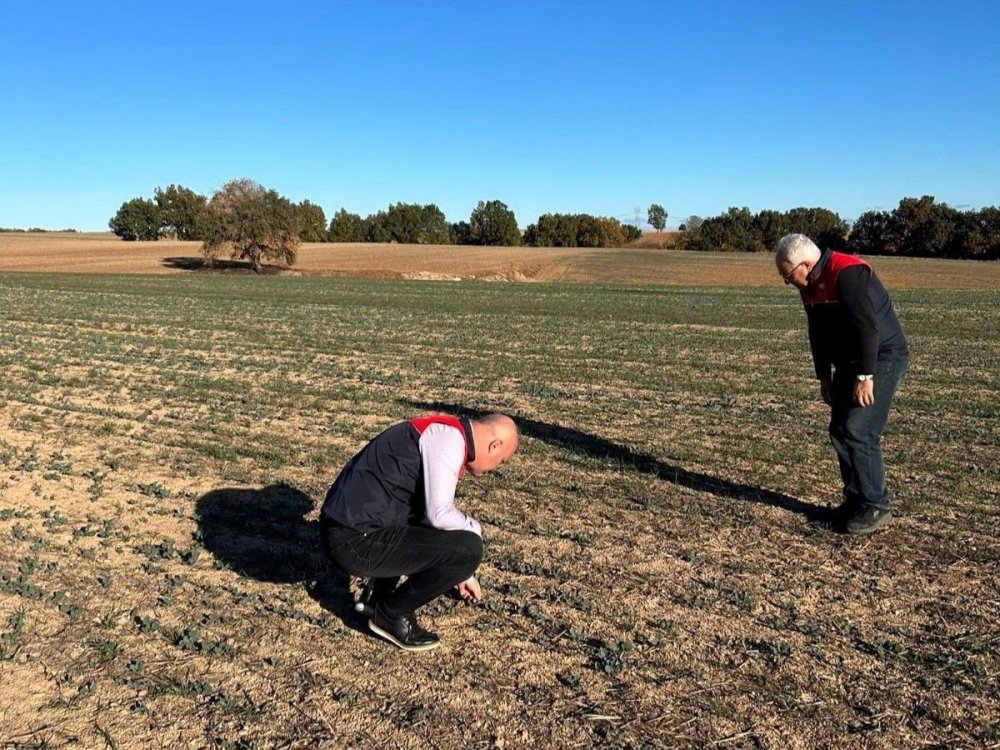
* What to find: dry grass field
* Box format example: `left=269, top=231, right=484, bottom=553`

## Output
left=0, top=234, right=997, bottom=749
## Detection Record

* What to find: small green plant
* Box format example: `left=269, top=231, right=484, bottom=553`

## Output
left=739, top=636, right=792, bottom=665
left=590, top=639, right=633, bottom=675
left=88, top=479, right=105, bottom=501
left=137, top=482, right=170, bottom=499
left=557, top=671, right=582, bottom=688
left=0, top=607, right=28, bottom=660
left=134, top=615, right=161, bottom=633
left=0, top=440, right=14, bottom=467
left=728, top=588, right=754, bottom=612
left=48, top=590, right=81, bottom=619
left=102, top=453, right=124, bottom=471
left=44, top=452, right=73, bottom=479
left=164, top=627, right=236, bottom=657
left=17, top=445, right=39, bottom=472
left=98, top=610, right=124, bottom=629
left=335, top=691, right=359, bottom=706
left=136, top=539, right=175, bottom=560
left=89, top=638, right=123, bottom=661
left=168, top=627, right=202, bottom=652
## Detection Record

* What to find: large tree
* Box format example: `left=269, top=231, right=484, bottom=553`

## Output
left=784, top=207, right=849, bottom=251
left=450, top=221, right=473, bottom=245
left=109, top=198, right=161, bottom=241
left=752, top=209, right=790, bottom=251
left=295, top=200, right=328, bottom=242
left=154, top=184, right=207, bottom=240
left=622, top=224, right=643, bottom=243
left=683, top=215, right=704, bottom=233
left=469, top=200, right=521, bottom=246
left=577, top=215, right=627, bottom=247
left=693, top=207, right=760, bottom=252
left=365, top=203, right=452, bottom=244
left=523, top=213, right=627, bottom=247
left=955, top=207, right=1000, bottom=260
left=523, top=213, right=580, bottom=247
left=887, top=196, right=957, bottom=257
left=328, top=208, right=366, bottom=242
left=201, top=179, right=300, bottom=272
left=848, top=210, right=892, bottom=256
left=647, top=204, right=667, bottom=232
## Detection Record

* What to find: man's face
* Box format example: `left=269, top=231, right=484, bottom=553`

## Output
left=467, top=435, right=518, bottom=476
left=777, top=259, right=811, bottom=290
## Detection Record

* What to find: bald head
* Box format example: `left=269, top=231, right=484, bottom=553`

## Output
left=467, top=413, right=519, bottom=476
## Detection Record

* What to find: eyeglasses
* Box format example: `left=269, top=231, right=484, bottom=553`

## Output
left=781, top=262, right=805, bottom=284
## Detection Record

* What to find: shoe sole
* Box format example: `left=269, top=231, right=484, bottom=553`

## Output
left=368, top=620, right=440, bottom=652
left=846, top=511, right=893, bottom=535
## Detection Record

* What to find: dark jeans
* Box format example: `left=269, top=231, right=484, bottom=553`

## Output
left=829, top=356, right=909, bottom=511
left=320, top=519, right=483, bottom=619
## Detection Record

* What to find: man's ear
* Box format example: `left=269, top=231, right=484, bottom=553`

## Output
left=488, top=438, right=502, bottom=455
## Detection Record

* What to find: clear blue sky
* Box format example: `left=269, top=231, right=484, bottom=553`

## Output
left=2, top=1, right=998, bottom=231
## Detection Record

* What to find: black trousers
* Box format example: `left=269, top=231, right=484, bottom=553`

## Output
left=321, top=519, right=483, bottom=619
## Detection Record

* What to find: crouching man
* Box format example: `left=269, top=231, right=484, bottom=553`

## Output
left=321, top=413, right=518, bottom=651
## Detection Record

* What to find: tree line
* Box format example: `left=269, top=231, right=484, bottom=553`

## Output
left=108, top=183, right=641, bottom=249
left=682, top=197, right=999, bottom=260
left=109, top=182, right=999, bottom=260
left=1, top=227, right=79, bottom=233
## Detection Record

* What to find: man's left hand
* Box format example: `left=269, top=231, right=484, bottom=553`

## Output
left=854, top=379, right=875, bottom=407
left=456, top=576, right=482, bottom=603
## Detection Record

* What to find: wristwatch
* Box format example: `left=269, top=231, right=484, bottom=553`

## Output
left=856, top=374, right=874, bottom=382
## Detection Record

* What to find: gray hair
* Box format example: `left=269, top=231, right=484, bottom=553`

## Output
left=774, top=234, right=821, bottom=265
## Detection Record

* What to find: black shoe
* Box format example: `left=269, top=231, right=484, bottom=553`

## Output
left=845, top=506, right=893, bottom=535
left=368, top=606, right=440, bottom=652
left=833, top=497, right=862, bottom=518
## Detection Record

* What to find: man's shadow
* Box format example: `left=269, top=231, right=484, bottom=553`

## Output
left=193, top=483, right=364, bottom=629
left=402, top=400, right=830, bottom=522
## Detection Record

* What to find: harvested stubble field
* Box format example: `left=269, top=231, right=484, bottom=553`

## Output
left=1, top=232, right=997, bottom=289
left=0, top=236, right=998, bottom=749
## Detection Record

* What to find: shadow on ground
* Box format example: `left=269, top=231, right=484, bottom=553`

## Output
left=161, top=257, right=292, bottom=274
left=402, top=399, right=830, bottom=522
left=194, top=483, right=364, bottom=629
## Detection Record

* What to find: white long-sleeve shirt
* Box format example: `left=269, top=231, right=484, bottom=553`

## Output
left=418, top=422, right=482, bottom=536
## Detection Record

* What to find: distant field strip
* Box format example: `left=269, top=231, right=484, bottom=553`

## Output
left=3, top=232, right=999, bottom=289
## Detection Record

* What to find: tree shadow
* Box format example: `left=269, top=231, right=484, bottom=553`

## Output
left=402, top=399, right=831, bottom=522
left=193, top=483, right=365, bottom=630
left=161, top=257, right=291, bottom=274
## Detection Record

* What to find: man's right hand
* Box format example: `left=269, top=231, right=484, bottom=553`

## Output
left=456, top=576, right=482, bottom=603
left=820, top=379, right=832, bottom=405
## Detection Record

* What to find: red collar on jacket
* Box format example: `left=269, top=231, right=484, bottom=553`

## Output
left=800, top=250, right=871, bottom=305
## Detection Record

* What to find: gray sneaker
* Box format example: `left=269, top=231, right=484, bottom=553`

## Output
left=845, top=507, right=893, bottom=535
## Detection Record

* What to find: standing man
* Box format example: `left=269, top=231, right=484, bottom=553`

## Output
left=321, top=413, right=519, bottom=651
left=775, top=234, right=909, bottom=534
